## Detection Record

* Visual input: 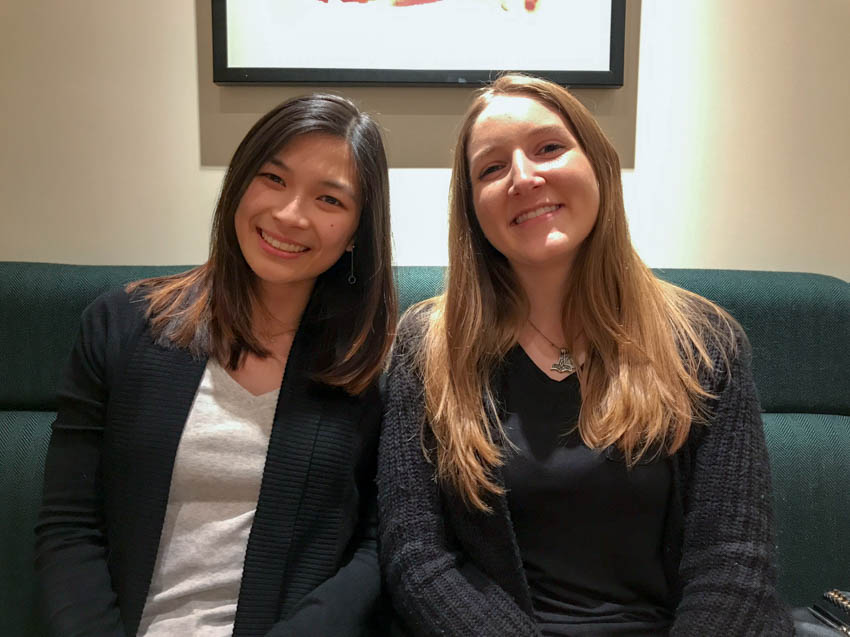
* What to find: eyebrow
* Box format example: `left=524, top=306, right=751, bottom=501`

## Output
left=266, top=157, right=357, bottom=200
left=468, top=124, right=570, bottom=167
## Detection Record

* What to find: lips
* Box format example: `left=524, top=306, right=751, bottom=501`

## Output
left=512, top=203, right=562, bottom=225
left=258, top=229, right=308, bottom=253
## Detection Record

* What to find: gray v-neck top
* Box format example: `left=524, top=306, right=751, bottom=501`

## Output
left=138, top=360, right=280, bottom=636
left=501, top=346, right=673, bottom=636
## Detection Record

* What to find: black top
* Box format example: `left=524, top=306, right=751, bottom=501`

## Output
left=378, top=305, right=792, bottom=636
left=34, top=289, right=382, bottom=637
left=501, top=347, right=673, bottom=635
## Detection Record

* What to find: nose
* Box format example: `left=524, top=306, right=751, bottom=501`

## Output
left=271, top=194, right=310, bottom=229
left=507, top=150, right=544, bottom=196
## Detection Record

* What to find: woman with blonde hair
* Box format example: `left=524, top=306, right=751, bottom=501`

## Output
left=35, top=93, right=396, bottom=636
left=378, top=74, right=792, bottom=635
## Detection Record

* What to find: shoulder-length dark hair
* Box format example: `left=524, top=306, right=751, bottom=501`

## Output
left=129, top=94, right=396, bottom=395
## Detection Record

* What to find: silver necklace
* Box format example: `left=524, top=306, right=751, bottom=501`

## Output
left=527, top=319, right=576, bottom=375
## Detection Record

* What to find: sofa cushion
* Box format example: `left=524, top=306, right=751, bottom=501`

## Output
left=763, top=412, right=850, bottom=606
left=0, top=410, right=53, bottom=637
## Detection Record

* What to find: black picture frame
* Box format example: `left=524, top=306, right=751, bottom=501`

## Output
left=211, top=0, right=626, bottom=87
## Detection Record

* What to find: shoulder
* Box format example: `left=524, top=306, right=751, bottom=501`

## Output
left=392, top=299, right=438, bottom=357
left=78, top=286, right=148, bottom=341
left=84, top=285, right=147, bottom=318
left=58, top=286, right=152, bottom=404
left=384, top=300, right=440, bottom=388
left=676, top=296, right=761, bottom=454
left=668, top=287, right=748, bottom=393
left=397, top=299, right=436, bottom=340
left=74, top=286, right=151, bottom=371
left=382, top=301, right=440, bottom=409
left=701, top=304, right=751, bottom=397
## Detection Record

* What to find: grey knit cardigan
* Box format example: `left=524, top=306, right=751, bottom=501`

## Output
left=377, top=308, right=793, bottom=636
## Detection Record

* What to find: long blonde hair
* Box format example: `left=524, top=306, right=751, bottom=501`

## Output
left=419, top=74, right=735, bottom=511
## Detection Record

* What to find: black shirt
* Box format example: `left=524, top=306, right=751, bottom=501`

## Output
left=501, top=346, right=674, bottom=636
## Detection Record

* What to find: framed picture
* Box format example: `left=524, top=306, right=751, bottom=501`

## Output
left=212, top=0, right=626, bottom=87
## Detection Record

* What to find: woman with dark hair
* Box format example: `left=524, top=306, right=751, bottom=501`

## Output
left=378, top=74, right=793, bottom=635
left=35, top=93, right=396, bottom=636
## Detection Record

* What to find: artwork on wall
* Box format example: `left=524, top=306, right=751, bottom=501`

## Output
left=212, top=0, right=626, bottom=86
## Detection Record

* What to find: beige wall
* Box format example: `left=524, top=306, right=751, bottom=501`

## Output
left=1, top=2, right=220, bottom=265
left=194, top=1, right=641, bottom=170
left=1, top=1, right=848, bottom=280
left=624, top=0, right=850, bottom=279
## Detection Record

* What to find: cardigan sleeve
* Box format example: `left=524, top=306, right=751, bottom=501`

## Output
left=266, top=390, right=383, bottom=637
left=671, top=324, right=793, bottom=636
left=34, top=290, right=136, bottom=637
left=377, top=311, right=542, bottom=637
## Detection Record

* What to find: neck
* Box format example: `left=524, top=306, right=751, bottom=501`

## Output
left=512, top=261, right=574, bottom=342
left=252, top=278, right=314, bottom=342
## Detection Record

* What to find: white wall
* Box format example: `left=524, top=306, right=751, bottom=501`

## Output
left=1, top=1, right=848, bottom=280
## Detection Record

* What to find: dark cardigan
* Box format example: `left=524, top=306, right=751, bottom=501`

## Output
left=35, top=289, right=382, bottom=637
left=377, top=308, right=794, bottom=637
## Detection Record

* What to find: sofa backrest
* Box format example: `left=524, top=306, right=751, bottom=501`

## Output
left=0, top=263, right=190, bottom=411
left=654, top=268, right=849, bottom=416
left=0, top=261, right=848, bottom=636
left=2, top=263, right=848, bottom=416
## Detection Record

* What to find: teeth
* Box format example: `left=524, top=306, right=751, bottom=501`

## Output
left=261, top=230, right=308, bottom=253
left=514, top=204, right=560, bottom=225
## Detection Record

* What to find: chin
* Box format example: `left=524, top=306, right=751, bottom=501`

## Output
left=243, top=258, right=286, bottom=285
left=511, top=246, right=579, bottom=269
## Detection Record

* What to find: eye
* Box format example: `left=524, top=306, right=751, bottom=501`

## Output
left=539, top=142, right=565, bottom=155
left=259, top=172, right=285, bottom=186
left=318, top=194, right=344, bottom=207
left=477, top=163, right=504, bottom=180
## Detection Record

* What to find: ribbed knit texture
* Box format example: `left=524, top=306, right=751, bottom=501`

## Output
left=34, top=289, right=381, bottom=637
left=378, top=308, right=794, bottom=637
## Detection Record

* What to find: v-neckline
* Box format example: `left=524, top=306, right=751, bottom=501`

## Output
left=514, top=345, right=577, bottom=387
left=209, top=359, right=281, bottom=400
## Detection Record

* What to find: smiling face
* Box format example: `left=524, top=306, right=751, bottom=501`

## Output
left=234, top=133, right=361, bottom=299
left=466, top=95, right=600, bottom=275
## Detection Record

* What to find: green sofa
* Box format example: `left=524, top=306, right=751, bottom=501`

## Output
left=1, top=261, right=848, bottom=636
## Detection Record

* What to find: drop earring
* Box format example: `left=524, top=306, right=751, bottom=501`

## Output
left=347, top=246, right=356, bottom=285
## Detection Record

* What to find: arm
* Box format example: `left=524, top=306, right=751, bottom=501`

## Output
left=34, top=293, right=129, bottom=637
left=671, top=326, right=793, bottom=636
left=377, top=313, right=541, bottom=637
left=266, top=392, right=383, bottom=637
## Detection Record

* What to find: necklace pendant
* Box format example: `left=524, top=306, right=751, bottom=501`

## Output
left=551, top=348, right=575, bottom=374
